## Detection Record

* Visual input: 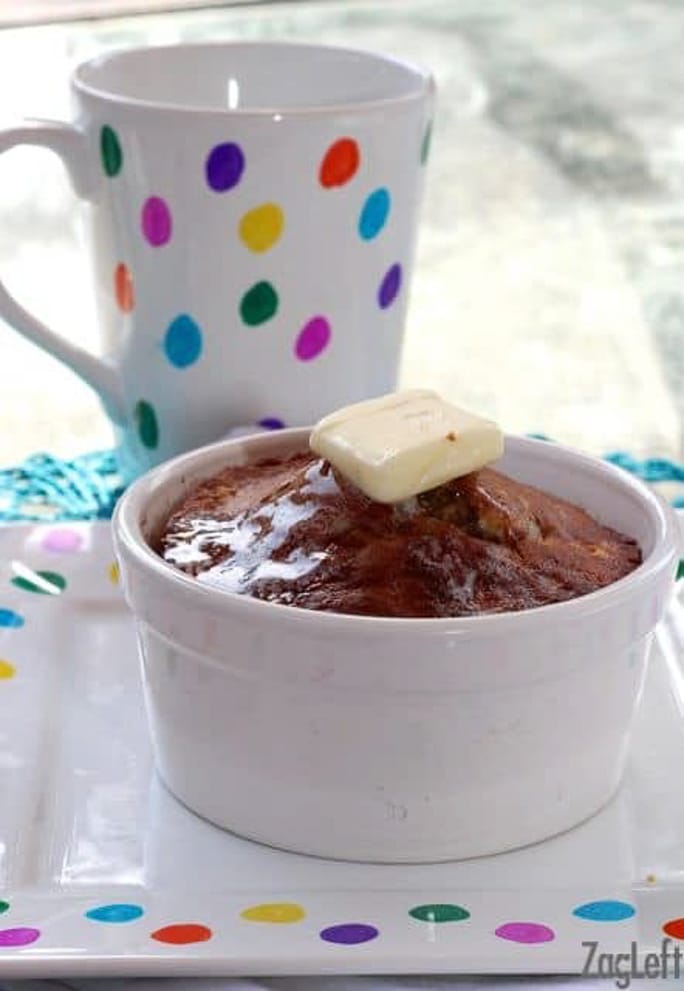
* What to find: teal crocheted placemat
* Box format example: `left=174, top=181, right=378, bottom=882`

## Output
left=0, top=446, right=682, bottom=524
left=0, top=450, right=124, bottom=523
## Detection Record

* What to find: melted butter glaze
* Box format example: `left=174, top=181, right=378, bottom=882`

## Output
left=157, top=453, right=641, bottom=618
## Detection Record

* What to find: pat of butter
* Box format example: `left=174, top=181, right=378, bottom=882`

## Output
left=309, top=389, right=504, bottom=503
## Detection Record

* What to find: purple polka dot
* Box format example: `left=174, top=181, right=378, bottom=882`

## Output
left=495, top=922, right=555, bottom=944
left=41, top=528, right=83, bottom=553
left=295, top=316, right=331, bottom=362
left=141, top=196, right=172, bottom=246
left=320, top=923, right=378, bottom=945
left=258, top=417, right=286, bottom=430
left=378, top=263, right=402, bottom=309
left=206, top=142, right=245, bottom=192
left=0, top=927, right=41, bottom=947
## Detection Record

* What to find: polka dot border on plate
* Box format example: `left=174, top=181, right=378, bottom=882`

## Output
left=151, top=923, right=213, bottom=945
left=11, top=570, right=67, bottom=596
left=241, top=902, right=306, bottom=924
left=409, top=903, right=470, bottom=923
left=662, top=917, right=684, bottom=940
left=320, top=923, right=379, bottom=945
left=86, top=903, right=144, bottom=924
left=0, top=927, right=41, bottom=948
left=0, top=890, right=675, bottom=955
left=494, top=922, right=555, bottom=944
left=0, top=608, right=24, bottom=629
left=41, top=528, right=84, bottom=554
left=572, top=900, right=636, bottom=922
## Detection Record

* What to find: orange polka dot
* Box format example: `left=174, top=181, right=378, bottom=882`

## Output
left=319, top=138, right=360, bottom=188
left=663, top=918, right=684, bottom=940
left=0, top=660, right=16, bottom=679
left=114, top=263, right=134, bottom=312
left=151, top=923, right=212, bottom=945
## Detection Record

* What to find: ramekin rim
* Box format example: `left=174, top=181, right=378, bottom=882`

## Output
left=112, top=429, right=679, bottom=636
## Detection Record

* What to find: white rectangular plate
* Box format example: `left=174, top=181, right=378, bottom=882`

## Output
left=0, top=522, right=683, bottom=979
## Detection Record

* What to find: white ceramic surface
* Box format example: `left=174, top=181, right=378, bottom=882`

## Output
left=0, top=42, right=433, bottom=480
left=0, top=522, right=684, bottom=978
left=113, top=432, right=680, bottom=863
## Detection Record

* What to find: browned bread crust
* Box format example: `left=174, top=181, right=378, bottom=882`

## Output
left=157, top=454, right=641, bottom=617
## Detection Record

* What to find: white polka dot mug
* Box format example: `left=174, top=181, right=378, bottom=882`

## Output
left=0, top=42, right=434, bottom=480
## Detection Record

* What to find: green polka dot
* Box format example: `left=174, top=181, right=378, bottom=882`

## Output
left=100, top=126, right=122, bottom=177
left=420, top=122, right=432, bottom=165
left=677, top=559, right=684, bottom=581
left=0, top=901, right=8, bottom=914
left=11, top=570, right=67, bottom=595
left=409, top=903, right=470, bottom=923
left=134, top=400, right=159, bottom=449
left=240, top=281, right=279, bottom=326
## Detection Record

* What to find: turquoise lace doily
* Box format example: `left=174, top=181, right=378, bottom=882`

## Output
left=0, top=446, right=682, bottom=523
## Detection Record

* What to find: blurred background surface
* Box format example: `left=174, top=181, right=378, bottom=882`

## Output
left=0, top=0, right=682, bottom=463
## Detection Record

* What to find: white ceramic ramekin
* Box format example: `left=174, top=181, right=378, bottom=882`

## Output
left=113, top=430, right=680, bottom=863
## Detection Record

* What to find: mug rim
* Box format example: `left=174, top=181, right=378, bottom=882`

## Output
left=73, top=39, right=434, bottom=116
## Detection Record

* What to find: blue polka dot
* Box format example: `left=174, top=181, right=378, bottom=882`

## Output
left=359, top=188, right=391, bottom=240
left=0, top=608, right=24, bottom=628
left=572, top=900, right=636, bottom=922
left=85, top=903, right=144, bottom=924
left=258, top=417, right=285, bottom=430
left=163, top=314, right=203, bottom=368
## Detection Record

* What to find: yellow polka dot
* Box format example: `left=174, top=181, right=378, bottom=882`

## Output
left=239, top=203, right=284, bottom=253
left=240, top=902, right=305, bottom=924
left=0, top=660, right=16, bottom=680
left=108, top=561, right=120, bottom=585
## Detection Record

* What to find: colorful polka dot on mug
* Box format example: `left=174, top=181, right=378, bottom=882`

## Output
left=378, top=263, right=402, bottom=308
left=239, top=203, right=284, bottom=253
left=206, top=142, right=245, bottom=192
left=240, top=281, right=279, bottom=326
left=295, top=315, right=331, bottom=361
left=164, top=314, right=203, bottom=368
left=134, top=399, right=159, bottom=449
left=114, top=263, right=134, bottom=312
left=141, top=197, right=172, bottom=247
left=359, top=188, right=391, bottom=240
left=100, top=125, right=122, bottom=177
left=319, top=137, right=360, bottom=188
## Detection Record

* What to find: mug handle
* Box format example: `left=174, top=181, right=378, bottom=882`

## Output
left=0, top=119, right=125, bottom=424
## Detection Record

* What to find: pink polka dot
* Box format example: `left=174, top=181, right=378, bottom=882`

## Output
left=41, top=528, right=83, bottom=553
left=495, top=922, right=555, bottom=944
left=295, top=316, right=331, bottom=362
left=141, top=196, right=172, bottom=246
left=0, top=927, right=40, bottom=947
